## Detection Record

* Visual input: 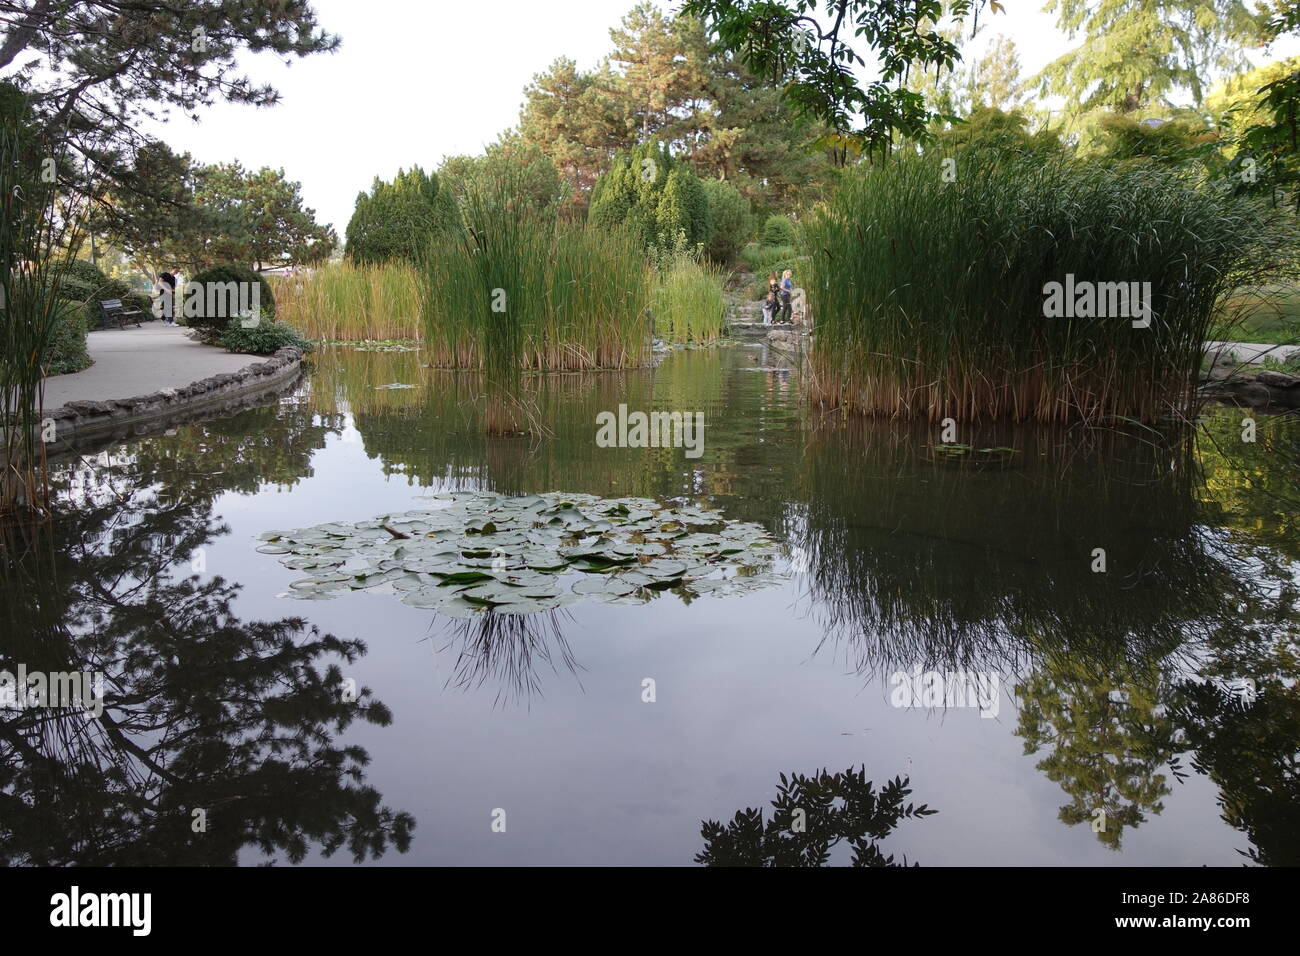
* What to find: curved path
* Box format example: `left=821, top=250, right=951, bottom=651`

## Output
left=40, top=321, right=253, bottom=411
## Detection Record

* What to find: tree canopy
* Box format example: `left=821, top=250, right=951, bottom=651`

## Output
left=0, top=1, right=338, bottom=194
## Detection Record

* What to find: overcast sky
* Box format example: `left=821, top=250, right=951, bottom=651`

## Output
left=139, top=1, right=1297, bottom=236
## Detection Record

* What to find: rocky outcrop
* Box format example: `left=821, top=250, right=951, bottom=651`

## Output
left=44, top=346, right=304, bottom=442
left=1200, top=367, right=1300, bottom=410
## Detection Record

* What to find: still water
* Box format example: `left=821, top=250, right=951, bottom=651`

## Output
left=3, top=343, right=1297, bottom=866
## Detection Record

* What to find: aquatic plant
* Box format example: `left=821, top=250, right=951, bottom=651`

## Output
left=257, top=491, right=781, bottom=616
left=652, top=257, right=727, bottom=343
left=1, top=115, right=84, bottom=516
left=804, top=151, right=1300, bottom=422
left=270, top=260, right=421, bottom=342
left=418, top=171, right=652, bottom=374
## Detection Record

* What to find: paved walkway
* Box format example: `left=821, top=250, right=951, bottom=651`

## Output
left=41, top=321, right=253, bottom=410
left=1204, top=341, right=1300, bottom=365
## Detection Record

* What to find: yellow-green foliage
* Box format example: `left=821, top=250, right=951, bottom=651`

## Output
left=653, top=258, right=727, bottom=343
left=271, top=261, right=421, bottom=342
left=419, top=178, right=652, bottom=372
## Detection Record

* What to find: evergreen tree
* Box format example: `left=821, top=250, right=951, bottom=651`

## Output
left=345, top=167, right=459, bottom=266
left=517, top=57, right=629, bottom=214
left=589, top=142, right=709, bottom=248
left=700, top=178, right=752, bottom=264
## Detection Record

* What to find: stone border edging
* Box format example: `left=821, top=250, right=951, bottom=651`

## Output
left=44, top=345, right=305, bottom=443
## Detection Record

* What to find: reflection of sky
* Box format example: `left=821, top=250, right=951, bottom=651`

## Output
left=199, top=426, right=1250, bottom=866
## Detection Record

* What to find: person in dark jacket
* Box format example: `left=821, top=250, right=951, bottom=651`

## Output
left=158, top=270, right=177, bottom=325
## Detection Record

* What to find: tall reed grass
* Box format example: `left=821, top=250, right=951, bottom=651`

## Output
left=271, top=260, right=421, bottom=342
left=1, top=121, right=82, bottom=517
left=418, top=174, right=652, bottom=374
left=805, top=152, right=1299, bottom=423
left=652, top=257, right=727, bottom=343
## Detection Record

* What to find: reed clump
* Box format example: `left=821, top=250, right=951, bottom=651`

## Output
left=1, top=118, right=82, bottom=517
left=652, top=256, right=727, bottom=343
left=418, top=173, right=652, bottom=373
left=270, top=260, right=421, bottom=342
left=805, top=152, right=1299, bottom=423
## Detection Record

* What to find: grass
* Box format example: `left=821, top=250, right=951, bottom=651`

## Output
left=418, top=173, right=652, bottom=376
left=804, top=151, right=1299, bottom=423
left=270, top=260, right=421, bottom=342
left=1210, top=282, right=1300, bottom=345
left=652, top=257, right=727, bottom=343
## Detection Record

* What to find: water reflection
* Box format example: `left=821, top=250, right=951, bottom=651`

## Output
left=306, top=346, right=1299, bottom=861
left=695, top=766, right=936, bottom=867
left=436, top=610, right=584, bottom=708
left=0, top=405, right=413, bottom=865
left=3, top=343, right=1297, bottom=864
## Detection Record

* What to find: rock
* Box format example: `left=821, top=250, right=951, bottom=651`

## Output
left=1256, top=369, right=1300, bottom=389
left=1237, top=381, right=1273, bottom=407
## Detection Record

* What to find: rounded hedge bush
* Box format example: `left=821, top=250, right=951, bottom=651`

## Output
left=761, top=214, right=797, bottom=247
left=702, top=179, right=752, bottom=266
left=182, top=264, right=276, bottom=339
left=46, top=300, right=90, bottom=375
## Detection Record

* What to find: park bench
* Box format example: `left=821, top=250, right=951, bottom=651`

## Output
left=97, top=298, right=145, bottom=330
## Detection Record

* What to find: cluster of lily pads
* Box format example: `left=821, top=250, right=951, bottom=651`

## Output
left=256, top=491, right=783, bottom=617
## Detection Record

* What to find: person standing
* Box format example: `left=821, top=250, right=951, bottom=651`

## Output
left=158, top=269, right=177, bottom=325
left=779, top=269, right=794, bottom=324
left=761, top=271, right=779, bottom=325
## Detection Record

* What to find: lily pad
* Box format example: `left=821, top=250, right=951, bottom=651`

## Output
left=257, top=490, right=784, bottom=617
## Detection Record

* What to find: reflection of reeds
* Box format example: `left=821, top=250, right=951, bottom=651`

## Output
left=270, top=261, right=422, bottom=342
left=796, top=414, right=1234, bottom=683
left=436, top=609, right=582, bottom=708
left=805, top=153, right=1298, bottom=422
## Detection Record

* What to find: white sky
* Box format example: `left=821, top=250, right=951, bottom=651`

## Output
left=136, top=0, right=1298, bottom=235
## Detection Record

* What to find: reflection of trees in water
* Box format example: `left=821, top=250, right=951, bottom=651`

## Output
left=695, top=767, right=935, bottom=867
left=1167, top=555, right=1300, bottom=866
left=1016, top=658, right=1185, bottom=851
left=435, top=610, right=584, bottom=708
left=796, top=414, right=1300, bottom=857
left=317, top=347, right=801, bottom=534
left=0, top=418, right=411, bottom=865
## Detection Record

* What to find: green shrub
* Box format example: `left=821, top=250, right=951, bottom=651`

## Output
left=761, top=214, right=797, bottom=247
left=219, top=318, right=314, bottom=355
left=52, top=277, right=96, bottom=302
left=45, top=299, right=90, bottom=375
left=183, top=264, right=276, bottom=340
left=701, top=179, right=752, bottom=266
left=59, top=259, right=110, bottom=291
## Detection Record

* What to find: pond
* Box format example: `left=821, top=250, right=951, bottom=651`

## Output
left=3, top=342, right=1298, bottom=866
